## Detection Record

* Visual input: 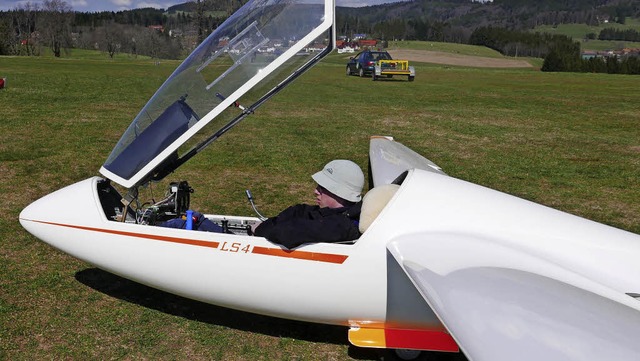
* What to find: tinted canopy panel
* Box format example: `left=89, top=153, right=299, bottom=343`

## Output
left=101, top=0, right=334, bottom=188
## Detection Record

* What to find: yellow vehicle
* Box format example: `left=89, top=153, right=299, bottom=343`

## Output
left=373, top=59, right=415, bottom=81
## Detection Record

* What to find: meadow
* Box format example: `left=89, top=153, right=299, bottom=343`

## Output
left=1, top=47, right=639, bottom=360
left=386, top=40, right=506, bottom=58
left=534, top=19, right=640, bottom=51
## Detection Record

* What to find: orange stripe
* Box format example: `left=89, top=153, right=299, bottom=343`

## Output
left=252, top=246, right=348, bottom=264
left=348, top=327, right=386, bottom=347
left=32, top=220, right=220, bottom=249
left=30, top=220, right=349, bottom=264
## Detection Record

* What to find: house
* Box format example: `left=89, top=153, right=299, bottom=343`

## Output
left=169, top=29, right=183, bottom=37
left=304, top=42, right=326, bottom=52
left=358, top=39, right=377, bottom=47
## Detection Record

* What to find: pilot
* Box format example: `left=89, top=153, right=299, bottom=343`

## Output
left=252, top=159, right=364, bottom=249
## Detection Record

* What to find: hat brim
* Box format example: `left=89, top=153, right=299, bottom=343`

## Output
left=312, top=171, right=361, bottom=203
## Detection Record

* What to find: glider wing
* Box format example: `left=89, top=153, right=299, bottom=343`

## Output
left=387, top=233, right=640, bottom=361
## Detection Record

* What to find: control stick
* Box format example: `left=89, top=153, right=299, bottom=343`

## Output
left=246, top=189, right=267, bottom=221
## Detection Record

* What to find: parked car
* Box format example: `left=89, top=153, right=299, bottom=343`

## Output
left=346, top=50, right=392, bottom=77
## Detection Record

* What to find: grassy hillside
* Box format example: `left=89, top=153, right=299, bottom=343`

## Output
left=2, top=51, right=639, bottom=359
left=578, top=39, right=640, bottom=51
left=535, top=19, right=640, bottom=51
left=386, top=40, right=506, bottom=58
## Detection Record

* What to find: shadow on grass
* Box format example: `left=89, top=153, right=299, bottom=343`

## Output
left=75, top=267, right=381, bottom=360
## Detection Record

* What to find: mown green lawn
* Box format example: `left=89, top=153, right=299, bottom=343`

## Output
left=1, top=48, right=639, bottom=360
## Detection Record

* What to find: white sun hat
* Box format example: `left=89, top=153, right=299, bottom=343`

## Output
left=312, top=159, right=364, bottom=203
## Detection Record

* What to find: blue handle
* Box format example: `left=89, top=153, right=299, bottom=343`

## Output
left=185, top=210, right=194, bottom=230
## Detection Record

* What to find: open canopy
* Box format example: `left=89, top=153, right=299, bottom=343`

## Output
left=100, top=0, right=335, bottom=188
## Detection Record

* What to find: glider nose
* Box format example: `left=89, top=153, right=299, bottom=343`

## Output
left=19, top=188, right=60, bottom=237
left=19, top=187, right=60, bottom=225
left=19, top=198, right=39, bottom=232
left=19, top=177, right=105, bottom=244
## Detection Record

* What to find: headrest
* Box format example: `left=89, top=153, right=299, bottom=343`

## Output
left=359, top=184, right=400, bottom=233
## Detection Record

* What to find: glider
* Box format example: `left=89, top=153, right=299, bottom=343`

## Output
left=20, top=0, right=640, bottom=359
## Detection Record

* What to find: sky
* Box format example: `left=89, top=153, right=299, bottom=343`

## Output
left=0, top=0, right=407, bottom=12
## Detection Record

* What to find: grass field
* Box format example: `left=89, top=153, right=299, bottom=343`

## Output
left=386, top=40, right=506, bottom=58
left=1, top=48, right=640, bottom=360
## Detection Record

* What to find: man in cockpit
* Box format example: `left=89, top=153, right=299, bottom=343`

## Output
left=252, top=159, right=364, bottom=249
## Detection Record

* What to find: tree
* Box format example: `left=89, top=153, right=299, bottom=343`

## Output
left=39, top=0, right=73, bottom=57
left=0, top=14, right=13, bottom=54
left=11, top=3, right=40, bottom=56
left=606, top=55, right=620, bottom=74
left=101, top=22, right=126, bottom=58
left=138, top=28, right=163, bottom=62
left=541, top=50, right=564, bottom=71
left=196, top=0, right=205, bottom=44
left=615, top=6, right=626, bottom=24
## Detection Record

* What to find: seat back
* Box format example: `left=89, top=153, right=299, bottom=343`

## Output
left=359, top=184, right=400, bottom=233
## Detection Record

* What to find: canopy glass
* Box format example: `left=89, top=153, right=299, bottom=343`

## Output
left=101, top=0, right=334, bottom=188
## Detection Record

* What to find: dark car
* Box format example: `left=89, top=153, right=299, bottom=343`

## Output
left=346, top=50, right=392, bottom=77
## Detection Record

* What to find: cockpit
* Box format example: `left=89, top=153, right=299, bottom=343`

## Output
left=93, top=0, right=446, bottom=245
left=94, top=0, right=337, bottom=237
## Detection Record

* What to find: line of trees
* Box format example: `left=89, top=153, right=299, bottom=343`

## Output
left=0, top=0, right=74, bottom=56
left=598, top=27, right=640, bottom=42
left=0, top=2, right=175, bottom=58
left=468, top=25, right=640, bottom=75
left=364, top=18, right=471, bottom=44
left=336, top=0, right=640, bottom=34
left=469, top=26, right=580, bottom=58
left=73, top=8, right=167, bottom=28
left=0, top=0, right=232, bottom=59
left=543, top=51, right=640, bottom=74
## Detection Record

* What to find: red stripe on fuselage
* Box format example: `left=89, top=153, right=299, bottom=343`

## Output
left=30, top=220, right=349, bottom=264
left=252, top=246, right=348, bottom=264
left=32, top=220, right=220, bottom=249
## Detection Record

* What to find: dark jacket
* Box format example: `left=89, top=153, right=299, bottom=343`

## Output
left=254, top=202, right=362, bottom=249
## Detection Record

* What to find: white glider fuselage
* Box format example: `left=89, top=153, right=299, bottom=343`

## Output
left=19, top=176, right=389, bottom=325
left=20, top=162, right=640, bottom=325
